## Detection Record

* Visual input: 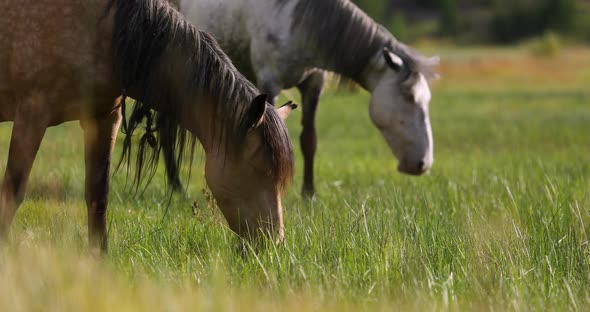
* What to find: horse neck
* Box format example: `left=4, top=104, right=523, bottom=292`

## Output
left=290, top=0, right=391, bottom=89
left=183, top=91, right=259, bottom=157
left=120, top=62, right=203, bottom=153
left=127, top=43, right=256, bottom=154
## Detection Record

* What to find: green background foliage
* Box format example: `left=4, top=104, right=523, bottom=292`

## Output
left=352, top=0, right=589, bottom=43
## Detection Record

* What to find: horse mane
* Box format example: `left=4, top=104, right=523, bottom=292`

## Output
left=291, top=0, right=438, bottom=82
left=107, top=0, right=293, bottom=191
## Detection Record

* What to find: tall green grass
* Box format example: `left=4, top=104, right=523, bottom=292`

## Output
left=1, top=49, right=589, bottom=311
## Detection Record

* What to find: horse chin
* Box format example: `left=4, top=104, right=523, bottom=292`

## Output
left=397, top=161, right=430, bottom=176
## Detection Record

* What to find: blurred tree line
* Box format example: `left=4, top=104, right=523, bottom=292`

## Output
left=351, top=0, right=590, bottom=44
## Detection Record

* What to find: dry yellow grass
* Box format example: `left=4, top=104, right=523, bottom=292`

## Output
left=0, top=246, right=458, bottom=312
left=434, top=47, right=590, bottom=92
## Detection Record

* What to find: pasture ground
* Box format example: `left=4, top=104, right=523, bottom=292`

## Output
left=1, top=46, right=589, bottom=311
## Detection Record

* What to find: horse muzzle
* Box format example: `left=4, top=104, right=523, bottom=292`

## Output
left=397, top=158, right=432, bottom=176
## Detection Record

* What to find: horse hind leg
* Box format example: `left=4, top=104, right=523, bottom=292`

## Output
left=297, top=71, right=325, bottom=199
left=0, top=95, right=48, bottom=238
left=80, top=107, right=122, bottom=254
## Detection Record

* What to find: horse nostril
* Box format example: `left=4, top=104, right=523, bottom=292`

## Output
left=417, top=161, right=425, bottom=171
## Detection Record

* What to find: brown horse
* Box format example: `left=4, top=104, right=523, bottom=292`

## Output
left=0, top=0, right=296, bottom=252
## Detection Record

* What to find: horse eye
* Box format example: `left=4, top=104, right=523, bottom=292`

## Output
left=375, top=123, right=386, bottom=131
left=405, top=93, right=416, bottom=104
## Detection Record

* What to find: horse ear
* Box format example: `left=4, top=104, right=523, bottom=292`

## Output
left=249, top=94, right=268, bottom=128
left=277, top=101, right=298, bottom=121
left=383, top=48, right=403, bottom=72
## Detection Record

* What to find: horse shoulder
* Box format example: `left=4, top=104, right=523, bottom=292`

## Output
left=245, top=0, right=309, bottom=88
left=1, top=0, right=118, bottom=123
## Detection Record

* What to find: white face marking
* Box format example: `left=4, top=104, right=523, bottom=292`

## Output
left=412, top=74, right=432, bottom=105
left=369, top=66, right=433, bottom=175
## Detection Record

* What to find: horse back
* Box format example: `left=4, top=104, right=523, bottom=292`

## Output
left=179, top=0, right=308, bottom=87
left=0, top=0, right=118, bottom=122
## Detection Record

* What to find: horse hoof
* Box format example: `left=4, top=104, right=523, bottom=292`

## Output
left=301, top=187, right=315, bottom=200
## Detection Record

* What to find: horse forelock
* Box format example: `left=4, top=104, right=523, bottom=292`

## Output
left=387, top=40, right=440, bottom=81
left=108, top=0, right=293, bottom=190
left=260, top=106, right=295, bottom=192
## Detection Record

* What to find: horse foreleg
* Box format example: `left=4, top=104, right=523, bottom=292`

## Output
left=0, top=99, right=47, bottom=238
left=297, top=71, right=325, bottom=199
left=80, top=107, right=122, bottom=254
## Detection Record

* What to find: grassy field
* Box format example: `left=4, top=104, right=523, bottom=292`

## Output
left=1, top=47, right=589, bottom=311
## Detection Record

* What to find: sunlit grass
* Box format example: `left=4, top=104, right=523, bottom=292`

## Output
left=0, top=47, right=589, bottom=311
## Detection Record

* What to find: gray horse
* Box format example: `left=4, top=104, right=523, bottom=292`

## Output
left=177, top=0, right=439, bottom=197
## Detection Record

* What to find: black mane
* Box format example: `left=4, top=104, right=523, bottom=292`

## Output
left=291, top=0, right=438, bottom=83
left=107, top=0, right=294, bottom=191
